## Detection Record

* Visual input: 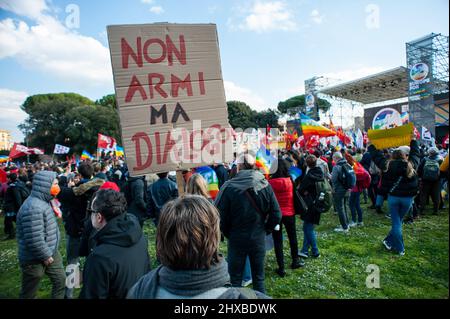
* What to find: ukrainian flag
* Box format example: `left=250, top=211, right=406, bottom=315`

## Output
left=115, top=146, right=124, bottom=157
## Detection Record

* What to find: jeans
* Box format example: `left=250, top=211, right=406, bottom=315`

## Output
left=228, top=241, right=266, bottom=294
left=3, top=212, right=16, bottom=237
left=376, top=194, right=385, bottom=207
left=20, top=250, right=66, bottom=299
left=272, top=215, right=299, bottom=270
left=301, top=222, right=319, bottom=256
left=385, top=195, right=413, bottom=253
left=333, top=192, right=349, bottom=229
left=65, top=235, right=81, bottom=298
left=349, top=192, right=363, bottom=223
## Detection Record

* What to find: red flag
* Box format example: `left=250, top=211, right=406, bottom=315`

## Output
left=337, top=127, right=351, bottom=145
left=442, top=133, right=449, bottom=147
left=413, top=126, right=420, bottom=139
left=9, top=143, right=30, bottom=159
left=98, top=133, right=117, bottom=150
left=306, top=135, right=320, bottom=149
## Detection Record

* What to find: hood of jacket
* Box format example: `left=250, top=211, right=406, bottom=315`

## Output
left=30, top=171, right=56, bottom=202
left=307, top=166, right=324, bottom=181
left=94, top=213, right=142, bottom=248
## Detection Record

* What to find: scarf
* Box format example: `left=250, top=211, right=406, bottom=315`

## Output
left=128, top=257, right=230, bottom=298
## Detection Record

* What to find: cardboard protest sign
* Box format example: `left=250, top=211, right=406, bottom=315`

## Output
left=107, top=23, right=233, bottom=176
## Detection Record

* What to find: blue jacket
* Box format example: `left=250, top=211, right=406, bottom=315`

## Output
left=16, top=171, right=60, bottom=264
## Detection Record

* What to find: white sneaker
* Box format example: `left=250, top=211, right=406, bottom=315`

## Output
left=348, top=222, right=357, bottom=228
left=334, top=227, right=349, bottom=233
left=357, top=222, right=364, bottom=227
left=382, top=240, right=392, bottom=251
left=298, top=252, right=309, bottom=258
left=241, top=279, right=252, bottom=287
left=399, top=251, right=405, bottom=256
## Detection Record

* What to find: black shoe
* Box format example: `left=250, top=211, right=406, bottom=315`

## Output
left=276, top=268, right=286, bottom=277
left=375, top=206, right=384, bottom=215
left=311, top=253, right=320, bottom=258
left=291, top=258, right=305, bottom=269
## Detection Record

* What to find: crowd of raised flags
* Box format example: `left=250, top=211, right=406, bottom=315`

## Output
left=1, top=133, right=125, bottom=165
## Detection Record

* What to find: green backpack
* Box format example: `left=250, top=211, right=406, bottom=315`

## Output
left=314, top=179, right=333, bottom=213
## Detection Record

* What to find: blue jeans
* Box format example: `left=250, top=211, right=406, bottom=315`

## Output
left=333, top=192, right=349, bottom=229
left=349, top=192, right=363, bottom=223
left=385, top=195, right=413, bottom=253
left=376, top=194, right=385, bottom=207
left=301, top=222, right=319, bottom=256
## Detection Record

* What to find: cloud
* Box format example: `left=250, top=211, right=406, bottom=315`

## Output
left=310, top=9, right=324, bottom=24
left=224, top=80, right=266, bottom=111
left=0, top=0, right=48, bottom=19
left=0, top=1, right=112, bottom=86
left=233, top=1, right=297, bottom=33
left=149, top=6, right=164, bottom=14
left=140, top=0, right=154, bottom=4
left=0, top=88, right=28, bottom=142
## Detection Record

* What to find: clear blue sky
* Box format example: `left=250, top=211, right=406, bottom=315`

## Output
left=0, top=0, right=448, bottom=142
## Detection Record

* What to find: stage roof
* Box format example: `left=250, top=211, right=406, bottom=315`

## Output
left=319, top=66, right=409, bottom=104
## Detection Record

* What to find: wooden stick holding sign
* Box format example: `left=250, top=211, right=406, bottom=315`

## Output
left=176, top=171, right=185, bottom=196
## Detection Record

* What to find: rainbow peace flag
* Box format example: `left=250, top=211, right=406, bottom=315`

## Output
left=300, top=113, right=337, bottom=137
left=115, top=146, right=124, bottom=157
left=81, top=150, right=94, bottom=160
left=256, top=145, right=276, bottom=175
left=195, top=166, right=220, bottom=199
left=0, top=155, right=9, bottom=163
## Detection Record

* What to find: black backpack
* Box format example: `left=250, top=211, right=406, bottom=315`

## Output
left=16, top=184, right=30, bottom=203
left=422, top=159, right=440, bottom=182
left=122, top=177, right=148, bottom=205
left=338, top=163, right=356, bottom=190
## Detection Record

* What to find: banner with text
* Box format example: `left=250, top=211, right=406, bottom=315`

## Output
left=107, top=23, right=233, bottom=176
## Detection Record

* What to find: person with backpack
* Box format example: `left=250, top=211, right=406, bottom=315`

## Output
left=297, top=155, right=330, bottom=259
left=128, top=195, right=270, bottom=299
left=123, top=175, right=148, bottom=228
left=215, top=153, right=281, bottom=294
left=331, top=152, right=356, bottom=233
left=2, top=172, right=30, bottom=240
left=268, top=158, right=304, bottom=277
left=417, top=147, right=443, bottom=215
left=368, top=139, right=420, bottom=256
left=345, top=153, right=371, bottom=227
left=147, top=172, right=178, bottom=226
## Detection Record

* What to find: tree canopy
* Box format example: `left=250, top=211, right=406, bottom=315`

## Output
left=19, top=93, right=121, bottom=155
left=277, top=94, right=331, bottom=114
left=227, top=101, right=279, bottom=130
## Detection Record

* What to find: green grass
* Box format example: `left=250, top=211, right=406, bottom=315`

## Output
left=0, top=201, right=448, bottom=299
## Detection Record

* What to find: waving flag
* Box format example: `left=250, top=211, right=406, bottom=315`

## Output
left=97, top=133, right=117, bottom=151
left=256, top=144, right=276, bottom=175
left=81, top=150, right=94, bottom=160
left=0, top=155, right=9, bottom=163
left=421, top=126, right=432, bottom=141
left=194, top=166, right=220, bottom=199
left=53, top=144, right=70, bottom=154
left=9, top=143, right=44, bottom=159
left=115, top=146, right=124, bottom=157
left=300, top=113, right=336, bottom=137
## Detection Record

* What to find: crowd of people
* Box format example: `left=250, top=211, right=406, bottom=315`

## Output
left=0, top=136, right=448, bottom=299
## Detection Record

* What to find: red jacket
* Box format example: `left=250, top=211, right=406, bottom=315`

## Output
left=269, top=177, right=295, bottom=217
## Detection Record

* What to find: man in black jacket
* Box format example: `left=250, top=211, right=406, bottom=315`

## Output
left=124, top=175, right=147, bottom=227
left=2, top=173, right=29, bottom=240
left=213, top=163, right=229, bottom=189
left=57, top=162, right=104, bottom=298
left=80, top=189, right=150, bottom=298
left=215, top=153, right=282, bottom=294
